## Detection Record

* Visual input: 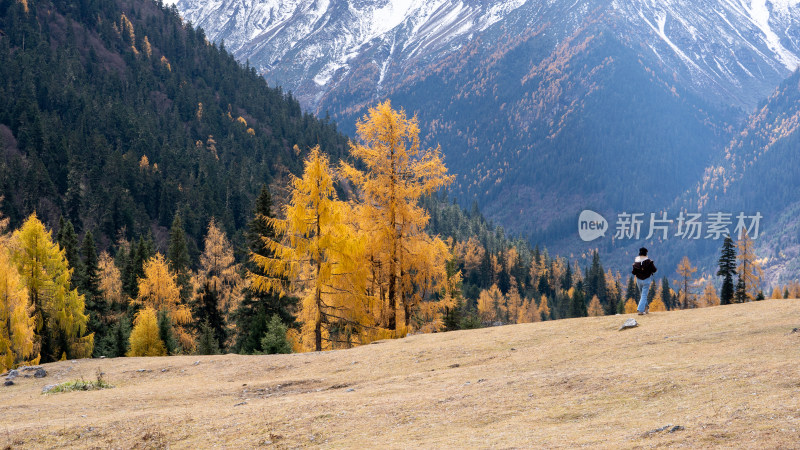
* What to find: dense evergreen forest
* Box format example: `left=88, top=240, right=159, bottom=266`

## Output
left=0, top=0, right=348, bottom=249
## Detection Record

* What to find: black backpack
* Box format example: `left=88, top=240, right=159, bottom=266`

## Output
left=632, top=260, right=652, bottom=280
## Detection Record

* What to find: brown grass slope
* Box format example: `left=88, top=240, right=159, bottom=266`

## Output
left=2, top=300, right=799, bottom=449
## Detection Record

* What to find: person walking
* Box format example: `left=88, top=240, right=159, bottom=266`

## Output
left=632, top=247, right=657, bottom=315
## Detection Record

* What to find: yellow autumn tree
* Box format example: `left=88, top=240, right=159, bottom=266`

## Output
left=98, top=251, right=123, bottom=305
left=414, top=267, right=460, bottom=333
left=770, top=286, right=782, bottom=299
left=10, top=213, right=93, bottom=362
left=506, top=286, right=523, bottom=324
left=624, top=298, right=638, bottom=314
left=587, top=295, right=604, bottom=316
left=135, top=253, right=194, bottom=351
left=1, top=238, right=36, bottom=372
left=197, top=219, right=243, bottom=315
left=341, top=100, right=453, bottom=331
left=538, top=295, right=551, bottom=321
left=735, top=232, right=763, bottom=301
left=648, top=296, right=667, bottom=312
left=477, top=284, right=505, bottom=325
left=127, top=307, right=166, bottom=357
left=676, top=256, right=697, bottom=309
left=143, top=35, right=152, bottom=59
left=699, top=282, right=720, bottom=307
left=250, top=146, right=370, bottom=352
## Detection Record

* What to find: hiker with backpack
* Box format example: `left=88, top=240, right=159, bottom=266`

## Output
left=632, top=247, right=657, bottom=315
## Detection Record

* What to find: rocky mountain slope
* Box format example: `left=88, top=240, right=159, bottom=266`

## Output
left=169, top=0, right=800, bottom=248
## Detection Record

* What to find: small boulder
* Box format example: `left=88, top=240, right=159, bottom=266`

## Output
left=619, top=318, right=638, bottom=331
left=5, top=369, right=19, bottom=379
left=42, top=384, right=57, bottom=393
left=34, top=368, right=47, bottom=378
left=4, top=380, right=13, bottom=386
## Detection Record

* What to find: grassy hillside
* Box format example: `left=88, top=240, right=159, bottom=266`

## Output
left=2, top=300, right=799, bottom=448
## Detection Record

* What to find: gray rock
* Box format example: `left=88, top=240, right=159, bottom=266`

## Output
left=619, top=318, right=639, bottom=330
left=5, top=369, right=19, bottom=379
left=34, top=368, right=47, bottom=378
left=4, top=380, right=13, bottom=386
left=42, top=384, right=57, bottom=393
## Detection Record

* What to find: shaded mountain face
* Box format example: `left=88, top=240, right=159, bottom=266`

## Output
left=172, top=0, right=800, bottom=239
left=684, top=69, right=800, bottom=284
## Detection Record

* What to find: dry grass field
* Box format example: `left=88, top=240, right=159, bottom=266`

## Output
left=2, top=299, right=799, bottom=449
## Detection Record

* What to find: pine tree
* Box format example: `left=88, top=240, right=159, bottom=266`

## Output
left=259, top=314, right=291, bottom=354
left=80, top=232, right=106, bottom=355
left=196, top=321, right=220, bottom=355
left=157, top=310, right=178, bottom=355
left=717, top=236, right=737, bottom=305
left=56, top=217, right=82, bottom=289
left=11, top=214, right=93, bottom=362
left=194, top=281, right=227, bottom=351
left=569, top=282, right=587, bottom=318
left=167, top=214, right=192, bottom=303
left=341, top=100, right=453, bottom=330
left=734, top=274, right=748, bottom=303
left=660, top=277, right=673, bottom=310
left=128, top=307, right=166, bottom=357
left=234, top=186, right=297, bottom=354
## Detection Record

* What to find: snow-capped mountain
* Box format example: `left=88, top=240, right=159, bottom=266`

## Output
left=172, top=0, right=800, bottom=111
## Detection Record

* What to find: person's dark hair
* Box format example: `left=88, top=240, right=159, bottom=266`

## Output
left=638, top=247, right=648, bottom=256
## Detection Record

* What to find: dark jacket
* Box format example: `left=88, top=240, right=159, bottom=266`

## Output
left=632, top=257, right=657, bottom=280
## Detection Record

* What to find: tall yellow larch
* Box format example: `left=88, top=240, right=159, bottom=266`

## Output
left=454, top=237, right=484, bottom=274
left=98, top=251, right=123, bottom=305
left=143, top=36, right=152, bottom=59
left=648, top=296, right=667, bottom=312
left=477, top=284, right=505, bottom=324
left=735, top=232, right=762, bottom=301
left=505, top=286, right=523, bottom=324
left=127, top=307, right=166, bottom=357
left=0, top=240, right=36, bottom=372
left=537, top=295, right=551, bottom=321
left=699, top=282, right=720, bottom=307
left=135, top=253, right=194, bottom=351
left=250, top=146, right=369, bottom=352
left=624, top=298, right=638, bottom=314
left=11, top=214, right=92, bottom=362
left=770, top=286, right=783, bottom=299
left=587, top=295, right=604, bottom=316
left=676, top=256, right=697, bottom=309
left=341, top=100, right=453, bottom=331
left=197, top=219, right=243, bottom=315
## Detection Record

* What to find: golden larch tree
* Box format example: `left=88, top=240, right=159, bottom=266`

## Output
left=341, top=100, right=453, bottom=331
left=1, top=240, right=36, bottom=371
left=538, top=295, right=551, bottom=321
left=11, top=213, right=93, bottom=362
left=624, top=298, right=638, bottom=314
left=648, top=296, right=667, bottom=312
left=98, top=251, right=123, bottom=305
left=197, top=219, right=243, bottom=315
left=135, top=253, right=194, bottom=351
left=128, top=307, right=166, bottom=357
left=477, top=284, right=505, bottom=325
left=587, top=295, right=604, bottom=316
left=250, top=146, right=369, bottom=352
left=699, top=282, right=720, bottom=307
left=735, top=232, right=763, bottom=301
left=676, top=256, right=697, bottom=309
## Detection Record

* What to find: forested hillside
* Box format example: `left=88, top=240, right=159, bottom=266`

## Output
left=0, top=0, right=347, bottom=248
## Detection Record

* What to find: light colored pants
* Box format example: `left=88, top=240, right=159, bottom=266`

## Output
left=637, top=278, right=650, bottom=313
